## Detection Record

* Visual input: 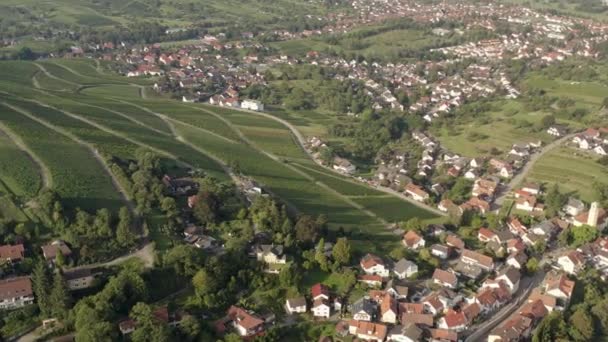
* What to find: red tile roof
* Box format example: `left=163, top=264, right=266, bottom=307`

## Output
left=0, top=244, right=24, bottom=262
left=311, top=283, right=330, bottom=299
left=0, top=277, right=32, bottom=301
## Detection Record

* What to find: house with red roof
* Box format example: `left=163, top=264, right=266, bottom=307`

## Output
left=311, top=283, right=330, bottom=301
left=402, top=230, right=425, bottom=250
left=557, top=250, right=585, bottom=275
left=432, top=269, right=458, bottom=289
left=223, top=305, right=265, bottom=337
left=0, top=244, right=24, bottom=264
left=360, top=253, right=390, bottom=277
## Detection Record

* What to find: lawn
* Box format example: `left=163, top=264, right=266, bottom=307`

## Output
left=0, top=130, right=42, bottom=198
left=527, top=146, right=608, bottom=202
left=524, top=74, right=608, bottom=108
left=433, top=100, right=555, bottom=157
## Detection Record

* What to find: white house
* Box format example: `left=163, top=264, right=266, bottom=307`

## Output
left=557, top=251, right=585, bottom=275
left=393, top=259, right=418, bottom=279
left=241, top=99, right=264, bottom=111
left=312, top=299, right=331, bottom=318
left=360, top=254, right=390, bottom=277
left=285, top=297, right=307, bottom=314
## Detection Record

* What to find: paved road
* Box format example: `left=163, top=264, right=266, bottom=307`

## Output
left=494, top=133, right=576, bottom=206
left=464, top=270, right=545, bottom=342
left=212, top=105, right=446, bottom=217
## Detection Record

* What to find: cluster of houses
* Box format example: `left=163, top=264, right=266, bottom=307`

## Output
left=570, top=127, right=608, bottom=156
left=0, top=239, right=100, bottom=311
left=488, top=271, right=575, bottom=341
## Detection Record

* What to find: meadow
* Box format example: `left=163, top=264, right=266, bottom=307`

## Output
left=527, top=146, right=608, bottom=202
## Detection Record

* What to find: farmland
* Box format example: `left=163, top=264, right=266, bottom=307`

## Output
left=527, top=146, right=608, bottom=202
left=0, top=129, right=42, bottom=198
left=0, top=59, right=440, bottom=246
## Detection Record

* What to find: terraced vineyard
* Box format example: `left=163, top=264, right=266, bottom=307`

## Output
left=0, top=59, right=440, bottom=250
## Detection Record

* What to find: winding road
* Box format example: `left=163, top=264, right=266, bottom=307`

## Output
left=494, top=133, right=577, bottom=206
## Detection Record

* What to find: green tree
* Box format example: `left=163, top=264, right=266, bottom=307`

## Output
left=49, top=272, right=70, bottom=318
left=116, top=207, right=136, bottom=248
left=178, top=315, right=201, bottom=341
left=295, top=215, right=319, bottom=244
left=526, top=257, right=539, bottom=274
left=163, top=245, right=204, bottom=277
left=193, top=190, right=220, bottom=225
left=545, top=184, right=566, bottom=217
left=569, top=307, right=595, bottom=341
left=315, top=238, right=329, bottom=271
left=130, top=302, right=171, bottom=342
left=332, top=237, right=351, bottom=265
left=570, top=225, right=598, bottom=247
left=192, top=269, right=217, bottom=298
left=32, top=261, right=50, bottom=317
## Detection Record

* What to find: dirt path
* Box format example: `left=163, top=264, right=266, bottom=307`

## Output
left=32, top=63, right=79, bottom=86
left=0, top=121, right=52, bottom=189
left=65, top=242, right=155, bottom=272
left=114, top=99, right=238, bottom=144
left=494, top=133, right=577, bottom=206
left=3, top=102, right=135, bottom=214
left=68, top=99, right=171, bottom=137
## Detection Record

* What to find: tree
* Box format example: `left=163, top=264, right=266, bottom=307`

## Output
left=49, top=272, right=70, bottom=318
left=332, top=237, right=351, bottom=266
left=570, top=224, right=598, bottom=247
left=178, top=315, right=201, bottom=341
left=163, top=245, right=204, bottom=277
left=403, top=217, right=423, bottom=232
left=315, top=238, right=329, bottom=271
left=545, top=184, right=566, bottom=217
left=591, top=298, right=608, bottom=335
left=526, top=257, right=539, bottom=274
left=13, top=47, right=36, bottom=60
left=116, top=207, right=136, bottom=248
left=130, top=302, right=171, bottom=342
left=569, top=307, right=595, bottom=341
left=193, top=190, right=220, bottom=225
left=32, top=261, right=50, bottom=317
left=192, top=269, right=217, bottom=298
left=539, top=114, right=556, bottom=129
left=295, top=215, right=319, bottom=244
left=161, top=197, right=179, bottom=218
left=446, top=179, right=473, bottom=203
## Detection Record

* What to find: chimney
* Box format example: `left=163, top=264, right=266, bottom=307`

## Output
left=588, top=202, right=600, bottom=227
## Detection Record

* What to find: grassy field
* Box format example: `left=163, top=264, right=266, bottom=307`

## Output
left=433, top=100, right=558, bottom=157
left=524, top=74, right=608, bottom=109
left=528, top=146, right=608, bottom=202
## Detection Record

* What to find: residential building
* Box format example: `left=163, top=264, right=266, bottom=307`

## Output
left=432, top=269, right=458, bottom=289
left=557, top=251, right=585, bottom=275
left=312, top=298, right=331, bottom=318
left=360, top=254, right=390, bottom=277
left=0, top=277, right=34, bottom=310
left=255, top=244, right=287, bottom=264
left=402, top=230, right=425, bottom=250
left=0, top=244, right=24, bottom=264
left=393, top=258, right=418, bottom=279
left=285, top=297, right=307, bottom=314
left=63, top=269, right=96, bottom=291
